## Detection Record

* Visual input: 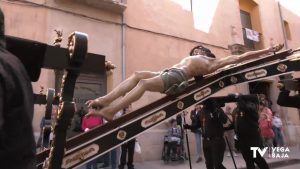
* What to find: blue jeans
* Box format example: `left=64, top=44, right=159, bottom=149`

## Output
left=274, top=127, right=284, bottom=146
left=194, top=131, right=202, bottom=159
left=102, top=153, right=110, bottom=167
left=86, top=153, right=109, bottom=169
left=86, top=158, right=98, bottom=169
left=111, top=148, right=118, bottom=169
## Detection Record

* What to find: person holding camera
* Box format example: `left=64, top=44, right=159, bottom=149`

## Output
left=185, top=99, right=227, bottom=169
left=229, top=94, right=269, bottom=169
left=277, top=80, right=300, bottom=108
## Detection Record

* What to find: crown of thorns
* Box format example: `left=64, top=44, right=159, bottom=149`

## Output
left=190, top=45, right=216, bottom=58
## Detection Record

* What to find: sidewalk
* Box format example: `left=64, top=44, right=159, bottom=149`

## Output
left=134, top=146, right=300, bottom=169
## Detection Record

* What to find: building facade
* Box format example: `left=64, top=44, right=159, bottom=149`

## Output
left=1, top=0, right=300, bottom=161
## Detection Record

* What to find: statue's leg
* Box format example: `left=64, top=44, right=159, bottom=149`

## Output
left=94, top=75, right=164, bottom=120
left=89, top=71, right=160, bottom=108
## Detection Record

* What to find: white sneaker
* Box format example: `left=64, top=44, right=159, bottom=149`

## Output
left=233, top=152, right=238, bottom=157
left=226, top=152, right=230, bottom=157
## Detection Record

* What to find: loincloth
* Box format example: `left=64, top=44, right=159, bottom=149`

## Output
left=160, top=68, right=189, bottom=95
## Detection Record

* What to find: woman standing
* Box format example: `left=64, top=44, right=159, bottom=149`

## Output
left=259, top=112, right=275, bottom=158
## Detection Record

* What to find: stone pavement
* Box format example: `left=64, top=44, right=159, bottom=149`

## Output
left=77, top=146, right=300, bottom=169
left=134, top=146, right=300, bottom=169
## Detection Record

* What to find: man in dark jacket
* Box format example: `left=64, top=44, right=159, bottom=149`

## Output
left=230, top=94, right=269, bottom=169
left=0, top=9, right=36, bottom=169
left=277, top=83, right=300, bottom=109
left=185, top=99, right=227, bottom=169
left=277, top=78, right=300, bottom=108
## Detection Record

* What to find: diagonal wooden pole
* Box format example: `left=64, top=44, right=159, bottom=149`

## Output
left=183, top=114, right=193, bottom=169
left=225, top=136, right=237, bottom=169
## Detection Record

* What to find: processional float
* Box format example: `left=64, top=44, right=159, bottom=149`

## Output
left=40, top=49, right=300, bottom=169
left=6, top=32, right=300, bottom=169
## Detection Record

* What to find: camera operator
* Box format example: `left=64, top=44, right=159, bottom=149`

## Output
left=277, top=79, right=300, bottom=108
left=185, top=98, right=227, bottom=169
left=227, top=94, right=269, bottom=169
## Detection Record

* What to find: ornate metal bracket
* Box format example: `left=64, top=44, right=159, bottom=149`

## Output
left=45, top=32, right=88, bottom=169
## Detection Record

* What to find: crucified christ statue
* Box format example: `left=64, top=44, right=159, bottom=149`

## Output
left=86, top=44, right=283, bottom=121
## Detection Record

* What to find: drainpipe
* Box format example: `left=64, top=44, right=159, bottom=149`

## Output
left=121, top=11, right=126, bottom=81
left=278, top=1, right=288, bottom=49
left=278, top=1, right=292, bottom=144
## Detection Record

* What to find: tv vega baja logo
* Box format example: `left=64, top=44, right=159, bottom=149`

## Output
left=250, top=147, right=290, bottom=158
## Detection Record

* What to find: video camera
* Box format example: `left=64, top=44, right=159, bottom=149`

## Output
left=203, top=94, right=259, bottom=108
left=277, top=78, right=300, bottom=91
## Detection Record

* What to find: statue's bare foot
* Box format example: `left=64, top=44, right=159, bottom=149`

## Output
left=85, top=106, right=115, bottom=121
left=98, top=107, right=115, bottom=121
left=86, top=97, right=111, bottom=109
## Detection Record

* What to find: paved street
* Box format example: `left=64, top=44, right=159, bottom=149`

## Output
left=134, top=146, right=300, bottom=169
left=77, top=146, right=300, bottom=169
left=277, top=164, right=300, bottom=169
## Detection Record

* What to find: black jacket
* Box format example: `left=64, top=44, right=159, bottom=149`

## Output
left=189, top=109, right=201, bottom=133
left=0, top=47, right=36, bottom=169
left=188, top=99, right=227, bottom=138
left=200, top=106, right=227, bottom=138
left=232, top=95, right=262, bottom=144
left=277, top=90, right=300, bottom=109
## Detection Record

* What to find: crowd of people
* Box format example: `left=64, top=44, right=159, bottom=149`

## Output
left=81, top=105, right=137, bottom=169
left=174, top=93, right=286, bottom=169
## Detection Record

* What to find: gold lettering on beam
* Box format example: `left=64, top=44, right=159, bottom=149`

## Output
left=245, top=69, right=267, bottom=80
left=194, top=88, right=212, bottom=101
left=62, top=144, right=99, bottom=168
left=289, top=52, right=300, bottom=61
left=141, top=111, right=166, bottom=128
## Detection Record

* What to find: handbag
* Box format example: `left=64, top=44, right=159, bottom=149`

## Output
left=134, top=140, right=142, bottom=154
